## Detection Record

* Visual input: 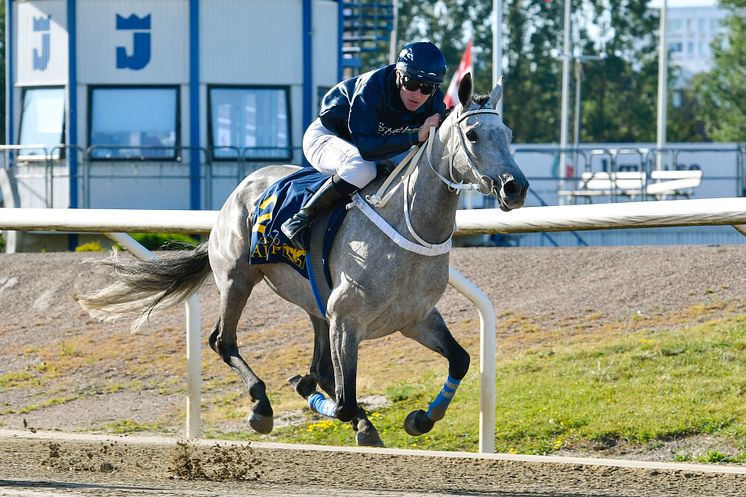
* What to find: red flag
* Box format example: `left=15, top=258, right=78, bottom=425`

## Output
left=443, top=40, right=473, bottom=109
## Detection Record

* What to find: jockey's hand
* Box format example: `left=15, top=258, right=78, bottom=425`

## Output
left=418, top=114, right=442, bottom=143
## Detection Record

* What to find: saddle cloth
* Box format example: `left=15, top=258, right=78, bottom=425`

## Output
left=248, top=167, right=348, bottom=282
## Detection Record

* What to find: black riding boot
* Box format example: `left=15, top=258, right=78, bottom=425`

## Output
left=281, top=174, right=357, bottom=249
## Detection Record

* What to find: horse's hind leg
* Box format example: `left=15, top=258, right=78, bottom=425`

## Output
left=208, top=259, right=273, bottom=434
left=399, top=308, right=470, bottom=436
left=289, top=315, right=384, bottom=447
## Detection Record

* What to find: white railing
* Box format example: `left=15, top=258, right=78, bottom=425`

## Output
left=1, top=198, right=745, bottom=453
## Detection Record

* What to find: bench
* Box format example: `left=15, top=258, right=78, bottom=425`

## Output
left=559, top=169, right=702, bottom=203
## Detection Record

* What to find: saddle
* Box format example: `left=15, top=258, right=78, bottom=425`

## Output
left=248, top=168, right=349, bottom=315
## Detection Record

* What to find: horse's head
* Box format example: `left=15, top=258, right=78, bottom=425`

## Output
left=441, top=73, right=529, bottom=211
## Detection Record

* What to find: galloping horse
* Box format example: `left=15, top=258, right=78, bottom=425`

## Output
left=79, top=74, right=528, bottom=446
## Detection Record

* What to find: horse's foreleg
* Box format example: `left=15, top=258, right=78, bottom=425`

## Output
left=328, top=318, right=361, bottom=423
left=209, top=264, right=273, bottom=434
left=293, top=315, right=383, bottom=446
left=400, top=308, right=470, bottom=436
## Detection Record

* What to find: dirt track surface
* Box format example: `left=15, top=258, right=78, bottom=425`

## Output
left=1, top=245, right=745, bottom=495
left=2, top=430, right=746, bottom=497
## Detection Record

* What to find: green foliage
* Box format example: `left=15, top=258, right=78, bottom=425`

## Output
left=397, top=0, right=676, bottom=143
left=130, top=233, right=200, bottom=251
left=0, top=233, right=5, bottom=252
left=693, top=0, right=746, bottom=141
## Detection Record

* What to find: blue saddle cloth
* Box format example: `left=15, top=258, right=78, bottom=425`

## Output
left=249, top=167, right=348, bottom=281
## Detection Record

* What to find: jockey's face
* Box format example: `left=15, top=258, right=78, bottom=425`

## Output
left=397, top=72, right=434, bottom=112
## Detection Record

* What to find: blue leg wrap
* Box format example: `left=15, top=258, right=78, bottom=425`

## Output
left=308, top=392, right=337, bottom=418
left=426, top=375, right=461, bottom=422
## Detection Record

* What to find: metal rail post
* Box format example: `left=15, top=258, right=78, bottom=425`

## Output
left=105, top=232, right=202, bottom=439
left=448, top=268, right=496, bottom=454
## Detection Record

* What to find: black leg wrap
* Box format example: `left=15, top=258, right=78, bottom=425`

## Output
left=288, top=374, right=318, bottom=398
left=449, top=348, right=471, bottom=381
left=335, top=403, right=357, bottom=423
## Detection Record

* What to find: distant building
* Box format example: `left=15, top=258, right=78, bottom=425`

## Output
left=666, top=1, right=728, bottom=79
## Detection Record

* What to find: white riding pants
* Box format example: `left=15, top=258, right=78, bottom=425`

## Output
left=303, top=118, right=377, bottom=189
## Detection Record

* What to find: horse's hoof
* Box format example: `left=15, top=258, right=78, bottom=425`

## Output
left=404, top=409, right=434, bottom=436
left=357, top=426, right=385, bottom=447
left=335, top=403, right=357, bottom=423
left=248, top=411, right=274, bottom=434
left=287, top=374, right=317, bottom=398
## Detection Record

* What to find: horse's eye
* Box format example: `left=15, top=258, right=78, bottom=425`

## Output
left=465, top=129, right=478, bottom=142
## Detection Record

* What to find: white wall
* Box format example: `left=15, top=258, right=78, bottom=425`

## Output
left=76, top=0, right=189, bottom=84
left=313, top=0, right=340, bottom=109
left=15, top=0, right=68, bottom=86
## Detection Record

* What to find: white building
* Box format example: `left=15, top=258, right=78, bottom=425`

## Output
left=3, top=0, right=344, bottom=215
left=665, top=0, right=728, bottom=78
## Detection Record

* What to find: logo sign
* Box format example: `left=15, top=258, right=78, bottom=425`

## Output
left=116, top=14, right=151, bottom=70
left=32, top=15, right=51, bottom=71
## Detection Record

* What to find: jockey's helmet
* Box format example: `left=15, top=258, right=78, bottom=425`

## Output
left=395, top=42, right=447, bottom=85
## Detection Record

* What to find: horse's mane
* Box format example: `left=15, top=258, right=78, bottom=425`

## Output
left=446, top=93, right=491, bottom=116
left=473, top=93, right=491, bottom=107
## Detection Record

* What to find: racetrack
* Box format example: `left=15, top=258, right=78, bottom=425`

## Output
left=1, top=245, right=746, bottom=496
left=2, top=429, right=745, bottom=497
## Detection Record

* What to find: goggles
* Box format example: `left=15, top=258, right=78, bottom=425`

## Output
left=400, top=75, right=439, bottom=95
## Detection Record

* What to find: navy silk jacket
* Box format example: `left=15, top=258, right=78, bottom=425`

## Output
left=318, top=64, right=446, bottom=162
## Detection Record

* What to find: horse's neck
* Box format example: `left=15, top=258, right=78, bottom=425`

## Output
left=405, top=137, right=459, bottom=244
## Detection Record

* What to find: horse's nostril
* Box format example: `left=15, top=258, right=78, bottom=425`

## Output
left=502, top=179, right=521, bottom=197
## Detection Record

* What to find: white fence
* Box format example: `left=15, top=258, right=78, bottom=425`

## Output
left=1, top=198, right=746, bottom=453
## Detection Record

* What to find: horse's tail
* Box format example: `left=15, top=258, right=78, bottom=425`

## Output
left=78, top=242, right=212, bottom=332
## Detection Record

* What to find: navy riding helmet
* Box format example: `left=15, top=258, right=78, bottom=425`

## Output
left=395, top=41, right=447, bottom=85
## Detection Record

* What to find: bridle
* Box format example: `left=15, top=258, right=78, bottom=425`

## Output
left=355, top=104, right=503, bottom=253
left=429, top=107, right=503, bottom=196
left=366, top=105, right=502, bottom=208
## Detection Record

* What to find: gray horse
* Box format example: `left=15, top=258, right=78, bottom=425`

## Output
left=79, top=74, right=528, bottom=446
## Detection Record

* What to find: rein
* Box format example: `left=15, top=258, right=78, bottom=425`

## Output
left=353, top=106, right=501, bottom=255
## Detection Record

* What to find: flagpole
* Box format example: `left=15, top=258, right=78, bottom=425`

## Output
left=493, top=0, right=503, bottom=114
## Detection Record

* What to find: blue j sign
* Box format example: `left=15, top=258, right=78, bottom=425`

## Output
left=116, top=14, right=151, bottom=70
left=33, top=15, right=51, bottom=71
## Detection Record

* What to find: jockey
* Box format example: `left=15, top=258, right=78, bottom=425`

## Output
left=281, top=41, right=448, bottom=249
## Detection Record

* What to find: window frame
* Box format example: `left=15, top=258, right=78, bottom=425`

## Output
left=87, top=84, right=181, bottom=161
left=207, top=84, right=292, bottom=162
left=18, top=86, right=66, bottom=160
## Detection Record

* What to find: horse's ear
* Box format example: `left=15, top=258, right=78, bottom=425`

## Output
left=458, top=72, right=473, bottom=108
left=486, top=76, right=503, bottom=109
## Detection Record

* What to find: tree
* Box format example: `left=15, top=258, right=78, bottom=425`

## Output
left=693, top=0, right=746, bottom=142
left=396, top=0, right=672, bottom=144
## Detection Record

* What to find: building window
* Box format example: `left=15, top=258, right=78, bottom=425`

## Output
left=668, top=42, right=683, bottom=53
left=209, top=86, right=291, bottom=161
left=19, top=87, right=65, bottom=158
left=89, top=86, right=179, bottom=160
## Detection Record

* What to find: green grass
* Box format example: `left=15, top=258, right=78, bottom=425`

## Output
left=9, top=396, right=79, bottom=415
left=100, top=419, right=165, bottom=434
left=0, top=371, right=40, bottom=389
left=231, top=315, right=746, bottom=457
left=490, top=316, right=746, bottom=454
